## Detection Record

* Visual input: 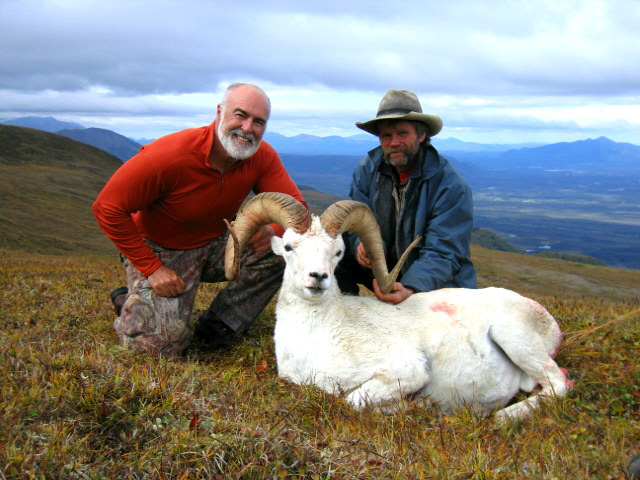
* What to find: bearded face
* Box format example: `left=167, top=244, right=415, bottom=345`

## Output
left=382, top=141, right=421, bottom=169
left=217, top=113, right=262, bottom=160
left=378, top=120, right=426, bottom=172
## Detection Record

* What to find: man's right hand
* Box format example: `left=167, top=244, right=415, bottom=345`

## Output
left=148, top=265, right=186, bottom=297
left=356, top=242, right=372, bottom=269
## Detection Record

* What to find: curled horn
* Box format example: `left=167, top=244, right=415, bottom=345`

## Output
left=320, top=201, right=422, bottom=294
left=224, top=192, right=311, bottom=280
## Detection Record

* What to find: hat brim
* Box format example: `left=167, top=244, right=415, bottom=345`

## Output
left=356, top=112, right=442, bottom=137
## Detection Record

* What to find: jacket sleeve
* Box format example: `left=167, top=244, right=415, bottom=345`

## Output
left=400, top=172, right=474, bottom=292
left=92, top=146, right=165, bottom=276
left=344, top=155, right=375, bottom=257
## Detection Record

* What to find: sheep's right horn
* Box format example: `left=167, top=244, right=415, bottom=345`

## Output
left=224, top=192, right=310, bottom=280
left=320, top=201, right=421, bottom=294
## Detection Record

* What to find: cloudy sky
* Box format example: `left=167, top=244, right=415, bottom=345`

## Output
left=2, top=0, right=639, bottom=145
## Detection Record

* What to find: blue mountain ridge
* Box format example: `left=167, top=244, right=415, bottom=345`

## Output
left=0, top=116, right=84, bottom=132
left=1, top=116, right=638, bottom=269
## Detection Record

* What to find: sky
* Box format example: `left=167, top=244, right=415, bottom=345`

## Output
left=1, top=0, right=640, bottom=145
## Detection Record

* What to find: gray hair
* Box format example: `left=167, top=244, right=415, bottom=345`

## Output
left=221, top=83, right=271, bottom=109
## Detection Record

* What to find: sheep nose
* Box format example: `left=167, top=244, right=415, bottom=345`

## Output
left=309, top=272, right=328, bottom=281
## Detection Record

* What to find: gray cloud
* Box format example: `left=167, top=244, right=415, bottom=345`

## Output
left=3, top=0, right=639, bottom=95
left=1, top=0, right=639, bottom=143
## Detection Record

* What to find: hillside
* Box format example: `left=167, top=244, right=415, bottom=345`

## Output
left=470, top=227, right=523, bottom=253
left=0, top=126, right=343, bottom=257
left=0, top=125, right=121, bottom=256
left=470, top=244, right=639, bottom=301
left=57, top=127, right=142, bottom=161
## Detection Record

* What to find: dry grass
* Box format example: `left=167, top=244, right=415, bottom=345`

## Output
left=1, top=250, right=639, bottom=479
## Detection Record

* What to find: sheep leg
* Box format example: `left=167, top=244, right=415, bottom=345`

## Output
left=345, top=368, right=430, bottom=411
left=489, top=325, right=571, bottom=422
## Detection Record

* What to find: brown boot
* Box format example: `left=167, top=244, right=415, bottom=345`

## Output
left=110, top=287, right=128, bottom=316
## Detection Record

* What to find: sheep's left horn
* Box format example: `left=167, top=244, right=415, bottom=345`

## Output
left=320, top=200, right=421, bottom=294
left=224, top=192, right=310, bottom=280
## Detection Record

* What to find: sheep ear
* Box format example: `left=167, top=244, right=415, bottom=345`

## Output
left=271, top=236, right=285, bottom=256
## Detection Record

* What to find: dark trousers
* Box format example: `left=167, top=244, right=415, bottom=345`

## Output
left=114, top=233, right=284, bottom=356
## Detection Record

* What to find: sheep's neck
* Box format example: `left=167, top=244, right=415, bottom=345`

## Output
left=277, top=288, right=344, bottom=328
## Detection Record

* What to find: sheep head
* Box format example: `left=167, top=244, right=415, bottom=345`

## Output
left=224, top=192, right=311, bottom=280
left=224, top=193, right=421, bottom=296
left=271, top=218, right=343, bottom=301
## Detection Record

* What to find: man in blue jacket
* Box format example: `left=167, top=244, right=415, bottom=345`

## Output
left=335, top=89, right=477, bottom=304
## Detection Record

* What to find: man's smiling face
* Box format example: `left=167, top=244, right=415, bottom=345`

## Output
left=216, top=85, right=270, bottom=160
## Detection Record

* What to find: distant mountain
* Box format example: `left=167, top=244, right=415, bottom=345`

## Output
left=434, top=138, right=543, bottom=159
left=0, top=125, right=121, bottom=256
left=486, top=136, right=640, bottom=172
left=280, top=152, right=480, bottom=198
left=434, top=137, right=543, bottom=151
left=0, top=116, right=84, bottom=132
left=279, top=153, right=360, bottom=197
left=265, top=132, right=379, bottom=155
left=265, top=131, right=541, bottom=158
left=57, top=127, right=141, bottom=161
left=133, top=137, right=156, bottom=146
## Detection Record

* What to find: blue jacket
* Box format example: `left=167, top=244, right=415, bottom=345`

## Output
left=346, top=143, right=477, bottom=292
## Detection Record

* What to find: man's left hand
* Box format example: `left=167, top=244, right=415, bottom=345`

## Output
left=247, top=225, right=276, bottom=253
left=372, top=279, right=415, bottom=305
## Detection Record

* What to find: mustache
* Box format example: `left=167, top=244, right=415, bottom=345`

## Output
left=383, top=145, right=411, bottom=158
left=385, top=147, right=406, bottom=154
left=230, top=128, right=256, bottom=144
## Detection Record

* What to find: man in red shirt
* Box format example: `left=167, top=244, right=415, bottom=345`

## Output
left=93, top=83, right=307, bottom=356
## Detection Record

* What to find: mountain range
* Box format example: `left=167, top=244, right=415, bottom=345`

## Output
left=0, top=116, right=142, bottom=161
left=0, top=115, right=550, bottom=160
left=1, top=116, right=638, bottom=269
left=0, top=116, right=84, bottom=132
left=478, top=136, right=640, bottom=172
left=57, top=127, right=141, bottom=162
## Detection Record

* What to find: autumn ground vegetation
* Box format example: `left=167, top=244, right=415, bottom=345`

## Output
left=1, top=247, right=638, bottom=479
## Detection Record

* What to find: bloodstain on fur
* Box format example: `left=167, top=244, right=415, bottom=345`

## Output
left=430, top=302, right=456, bottom=316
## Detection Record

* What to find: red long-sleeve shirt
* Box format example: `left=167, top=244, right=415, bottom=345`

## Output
left=93, top=122, right=306, bottom=276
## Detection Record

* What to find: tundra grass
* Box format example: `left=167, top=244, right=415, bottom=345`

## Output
left=0, top=250, right=638, bottom=479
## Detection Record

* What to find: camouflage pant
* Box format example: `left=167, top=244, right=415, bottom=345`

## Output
left=114, top=233, right=284, bottom=356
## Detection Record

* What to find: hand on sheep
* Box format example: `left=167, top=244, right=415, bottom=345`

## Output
left=246, top=225, right=277, bottom=253
left=356, top=242, right=372, bottom=269
left=148, top=265, right=186, bottom=297
left=372, top=279, right=415, bottom=305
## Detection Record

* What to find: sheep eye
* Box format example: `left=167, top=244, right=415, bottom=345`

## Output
left=336, top=250, right=343, bottom=256
left=284, top=244, right=293, bottom=252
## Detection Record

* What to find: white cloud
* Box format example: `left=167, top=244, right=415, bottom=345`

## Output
left=1, top=0, right=639, bottom=144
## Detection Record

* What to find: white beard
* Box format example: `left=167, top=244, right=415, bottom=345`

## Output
left=217, top=120, right=261, bottom=160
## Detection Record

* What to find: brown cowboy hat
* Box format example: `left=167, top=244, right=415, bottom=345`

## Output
left=356, top=89, right=443, bottom=137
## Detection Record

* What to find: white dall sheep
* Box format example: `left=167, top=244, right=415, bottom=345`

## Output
left=225, top=193, right=572, bottom=421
